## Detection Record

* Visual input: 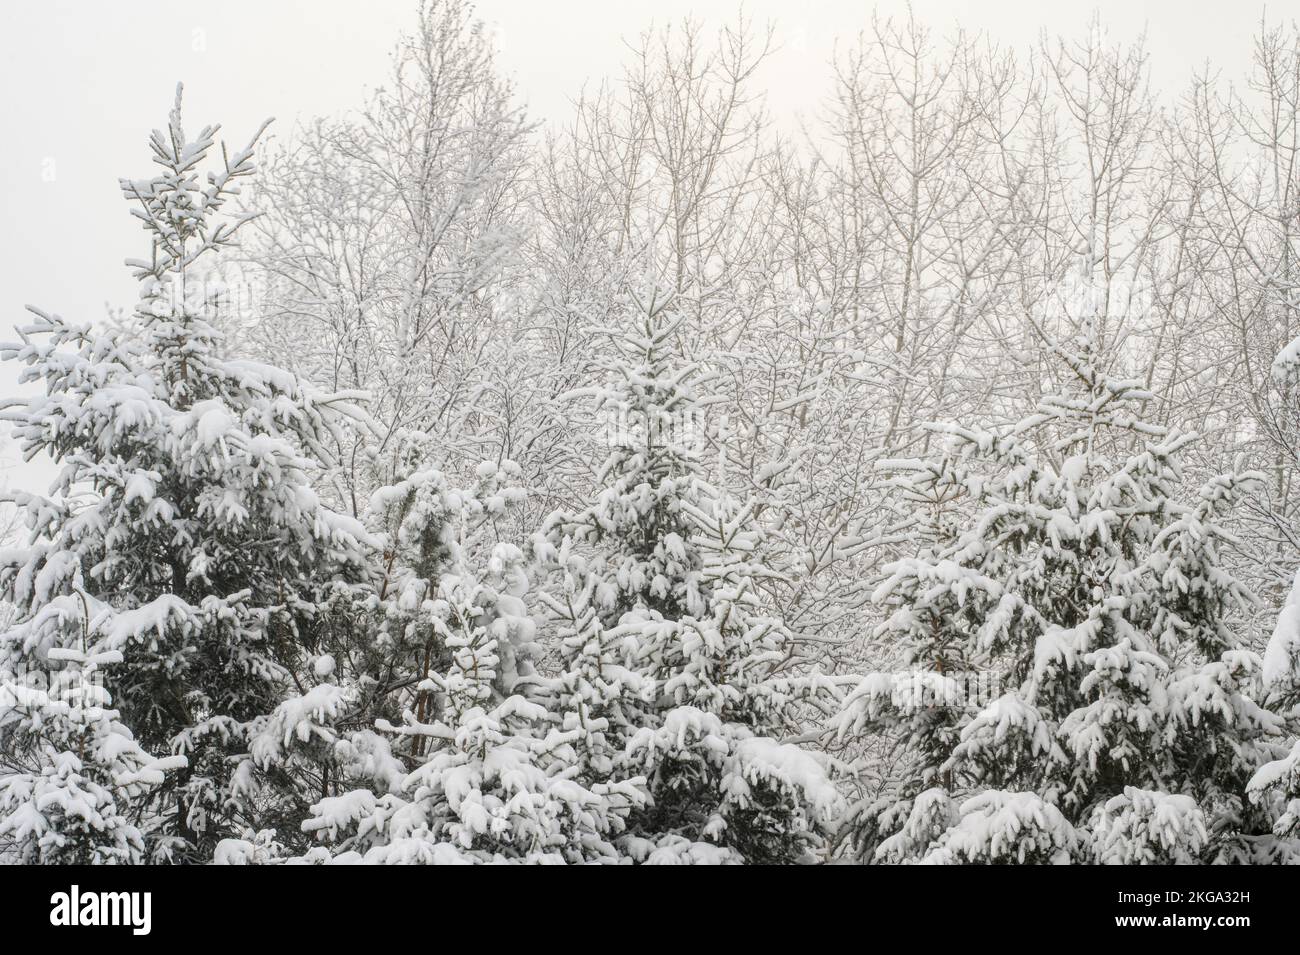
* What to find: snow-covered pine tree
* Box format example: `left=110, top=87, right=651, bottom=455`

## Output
left=539, top=290, right=713, bottom=625
left=289, top=539, right=644, bottom=864
left=534, top=290, right=841, bottom=864
left=1244, top=339, right=1300, bottom=862
left=836, top=293, right=1282, bottom=864
left=0, top=594, right=185, bottom=863
left=532, top=293, right=709, bottom=790
left=1248, top=565, right=1300, bottom=859
left=0, top=86, right=373, bottom=862
left=220, top=449, right=644, bottom=866
left=615, top=491, right=843, bottom=864
left=334, top=454, right=530, bottom=756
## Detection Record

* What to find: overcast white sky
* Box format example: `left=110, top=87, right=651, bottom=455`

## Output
left=0, top=0, right=1278, bottom=493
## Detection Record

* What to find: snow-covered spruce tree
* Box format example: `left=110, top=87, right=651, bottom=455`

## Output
left=285, top=538, right=644, bottom=864
left=835, top=312, right=1283, bottom=864
left=530, top=293, right=708, bottom=796
left=0, top=87, right=373, bottom=862
left=1245, top=340, right=1300, bottom=861
left=1248, top=566, right=1300, bottom=857
left=220, top=452, right=641, bottom=866
left=0, top=602, right=185, bottom=863
left=534, top=291, right=841, bottom=864
left=315, top=454, right=530, bottom=759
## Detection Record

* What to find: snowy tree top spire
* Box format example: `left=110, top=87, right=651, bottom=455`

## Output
left=120, top=83, right=272, bottom=282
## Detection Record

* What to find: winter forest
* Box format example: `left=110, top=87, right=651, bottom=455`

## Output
left=6, top=0, right=1300, bottom=867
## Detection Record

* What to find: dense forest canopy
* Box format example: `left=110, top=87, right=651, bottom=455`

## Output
left=3, top=1, right=1300, bottom=865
